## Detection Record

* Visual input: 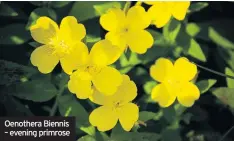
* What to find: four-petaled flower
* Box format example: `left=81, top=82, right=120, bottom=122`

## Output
left=146, top=1, right=190, bottom=28
left=89, top=75, right=139, bottom=131
left=30, top=16, right=86, bottom=74
left=68, top=40, right=122, bottom=98
left=100, top=6, right=154, bottom=54
left=150, top=57, right=200, bottom=107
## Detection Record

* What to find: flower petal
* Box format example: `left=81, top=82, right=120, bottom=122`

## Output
left=126, top=6, right=151, bottom=30
left=148, top=3, right=172, bottom=28
left=59, top=16, right=86, bottom=42
left=92, top=66, right=122, bottom=96
left=144, top=1, right=158, bottom=5
left=89, top=106, right=118, bottom=131
left=177, top=82, right=200, bottom=107
left=150, top=58, right=174, bottom=82
left=68, top=70, right=93, bottom=99
left=114, top=75, right=137, bottom=103
left=30, top=45, right=59, bottom=74
left=118, top=103, right=139, bottom=131
left=60, top=42, right=89, bottom=74
left=105, top=31, right=127, bottom=51
left=174, top=57, right=197, bottom=81
left=89, top=88, right=114, bottom=106
left=151, top=83, right=176, bottom=107
left=90, top=75, right=137, bottom=106
left=126, top=30, right=153, bottom=54
left=172, top=2, right=190, bottom=20
left=89, top=40, right=122, bottom=67
left=30, top=17, right=59, bottom=44
left=100, top=8, right=126, bottom=32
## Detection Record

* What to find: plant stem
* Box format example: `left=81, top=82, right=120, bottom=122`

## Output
left=219, top=125, right=234, bottom=141
left=49, top=86, right=65, bottom=116
left=123, top=1, right=131, bottom=13
left=193, top=62, right=234, bottom=79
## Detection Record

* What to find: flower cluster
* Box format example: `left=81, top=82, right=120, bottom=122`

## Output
left=29, top=2, right=198, bottom=132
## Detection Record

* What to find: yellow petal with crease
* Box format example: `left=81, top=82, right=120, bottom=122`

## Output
left=126, top=6, right=151, bottom=30
left=68, top=70, right=93, bottom=99
left=60, top=42, right=89, bottom=74
left=151, top=83, right=176, bottom=107
left=100, top=8, right=126, bottom=32
left=174, top=57, right=197, bottom=81
left=118, top=103, right=139, bottom=131
left=177, top=82, right=200, bottom=107
left=172, top=2, right=190, bottom=20
left=30, top=45, right=59, bottom=74
left=59, top=16, right=86, bottom=43
left=89, top=40, right=121, bottom=67
left=30, top=17, right=59, bottom=44
left=89, top=106, right=118, bottom=131
left=126, top=30, right=153, bottom=54
left=150, top=58, right=174, bottom=82
left=92, top=66, right=122, bottom=96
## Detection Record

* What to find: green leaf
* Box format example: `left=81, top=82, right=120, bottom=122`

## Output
left=0, top=94, right=33, bottom=116
left=0, top=60, right=37, bottom=86
left=111, top=124, right=160, bottom=141
left=139, top=111, right=157, bottom=122
left=189, top=2, right=209, bottom=13
left=162, top=129, right=181, bottom=141
left=189, top=105, right=208, bottom=121
left=186, top=20, right=234, bottom=49
left=83, top=18, right=102, bottom=50
left=209, top=27, right=234, bottom=49
left=225, top=68, right=234, bottom=88
left=0, top=2, right=18, bottom=16
left=93, top=2, right=124, bottom=15
left=28, top=41, right=41, bottom=48
left=176, top=27, right=206, bottom=62
left=52, top=73, right=69, bottom=89
left=212, top=87, right=234, bottom=108
left=29, top=1, right=48, bottom=7
left=0, top=24, right=31, bottom=45
left=186, top=23, right=200, bottom=38
left=182, top=113, right=193, bottom=124
left=217, top=47, right=234, bottom=70
left=58, top=94, right=92, bottom=134
left=50, top=1, right=72, bottom=8
left=26, top=7, right=57, bottom=30
left=128, top=67, right=151, bottom=85
left=196, top=79, right=217, bottom=94
left=163, top=18, right=181, bottom=43
left=6, top=78, right=57, bottom=102
left=69, top=1, right=125, bottom=22
left=115, top=51, right=142, bottom=74
left=187, top=39, right=206, bottom=62
left=143, top=81, right=157, bottom=95
left=78, top=135, right=96, bottom=141
left=139, top=30, right=173, bottom=64
left=162, top=106, right=176, bottom=124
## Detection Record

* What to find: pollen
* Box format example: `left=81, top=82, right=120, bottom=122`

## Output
left=49, top=37, right=72, bottom=57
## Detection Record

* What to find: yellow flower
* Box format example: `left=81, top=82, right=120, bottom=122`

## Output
left=150, top=57, right=200, bottom=107
left=68, top=40, right=122, bottom=99
left=100, top=6, right=153, bottom=54
left=146, top=1, right=190, bottom=28
left=89, top=75, right=139, bottom=131
left=30, top=16, right=86, bottom=74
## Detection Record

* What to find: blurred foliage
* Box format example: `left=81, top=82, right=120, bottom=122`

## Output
left=0, top=1, right=234, bottom=141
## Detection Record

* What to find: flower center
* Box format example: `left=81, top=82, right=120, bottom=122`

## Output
left=167, top=79, right=183, bottom=94
left=84, top=65, right=101, bottom=76
left=113, top=100, right=124, bottom=111
left=49, top=37, right=72, bottom=58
